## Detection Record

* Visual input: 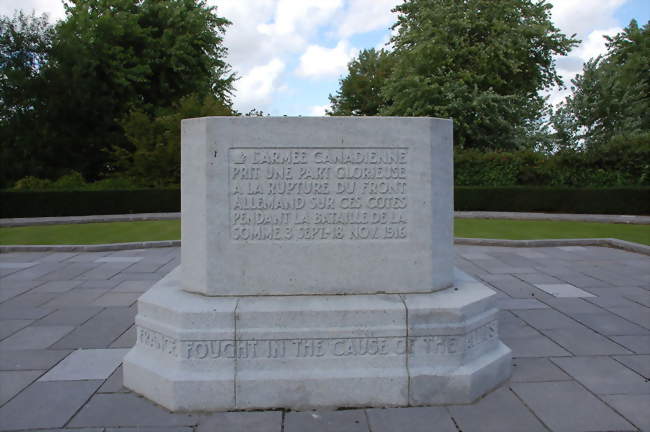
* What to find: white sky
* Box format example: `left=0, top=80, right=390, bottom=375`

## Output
left=2, top=0, right=648, bottom=115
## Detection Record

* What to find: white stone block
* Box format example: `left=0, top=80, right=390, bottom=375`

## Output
left=123, top=268, right=511, bottom=411
left=123, top=116, right=512, bottom=411
left=181, top=117, right=453, bottom=296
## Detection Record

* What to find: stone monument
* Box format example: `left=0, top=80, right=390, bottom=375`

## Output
left=123, top=116, right=511, bottom=411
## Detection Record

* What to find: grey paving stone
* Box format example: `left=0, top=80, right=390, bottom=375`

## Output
left=93, top=292, right=141, bottom=307
left=66, top=252, right=110, bottom=262
left=118, top=260, right=168, bottom=273
left=109, top=272, right=164, bottom=281
left=614, top=355, right=650, bottom=379
left=106, top=428, right=192, bottom=432
left=502, top=334, right=571, bottom=357
left=97, top=365, right=128, bottom=393
left=0, top=262, right=37, bottom=270
left=39, top=348, right=129, bottom=381
left=30, top=429, right=103, bottom=432
left=571, top=312, right=650, bottom=336
left=366, top=406, right=456, bottom=432
left=78, top=262, right=137, bottom=280
left=608, top=305, right=650, bottom=330
left=497, top=298, right=548, bottom=310
left=285, top=410, right=368, bottom=432
left=510, top=357, right=572, bottom=382
left=0, top=370, right=43, bottom=405
left=554, top=272, right=612, bottom=288
left=0, top=325, right=74, bottom=350
left=39, top=251, right=79, bottom=262
left=1, top=292, right=58, bottom=307
left=448, top=387, right=546, bottom=432
left=498, top=312, right=540, bottom=338
left=513, top=309, right=583, bottom=330
left=197, top=411, right=282, bottom=432
left=0, top=349, right=71, bottom=370
left=2, top=262, right=61, bottom=281
left=542, top=327, right=632, bottom=355
left=0, top=380, right=102, bottom=430
left=603, top=394, right=650, bottom=432
left=32, top=280, right=84, bottom=293
left=69, top=393, right=197, bottom=428
left=626, top=292, right=650, bottom=307
left=0, top=319, right=32, bottom=340
left=39, top=262, right=99, bottom=281
left=513, top=250, right=547, bottom=259
left=535, top=283, right=595, bottom=297
left=479, top=275, right=552, bottom=300
left=612, top=335, right=650, bottom=354
left=0, top=279, right=44, bottom=302
left=113, top=280, right=156, bottom=292
left=110, top=325, right=136, bottom=348
left=551, top=356, right=650, bottom=395
left=515, top=272, right=563, bottom=284
left=582, top=287, right=637, bottom=301
left=51, top=307, right=135, bottom=349
left=586, top=286, right=650, bottom=298
left=95, top=256, right=143, bottom=263
left=34, top=306, right=103, bottom=326
left=42, top=288, right=109, bottom=308
left=511, top=381, right=635, bottom=432
left=79, top=279, right=122, bottom=289
left=543, top=297, right=605, bottom=314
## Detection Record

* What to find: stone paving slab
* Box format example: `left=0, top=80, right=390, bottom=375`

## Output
left=448, top=387, right=548, bottom=432
left=39, top=348, right=130, bottom=381
left=0, top=245, right=649, bottom=431
left=0, top=380, right=102, bottom=430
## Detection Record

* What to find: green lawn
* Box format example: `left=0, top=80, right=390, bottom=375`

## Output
left=0, top=218, right=648, bottom=245
left=0, top=220, right=181, bottom=245
left=455, top=218, right=650, bottom=245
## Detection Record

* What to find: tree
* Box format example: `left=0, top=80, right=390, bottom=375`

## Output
left=113, top=94, right=232, bottom=186
left=0, top=0, right=234, bottom=184
left=380, top=0, right=578, bottom=150
left=328, top=48, right=395, bottom=116
left=552, top=20, right=649, bottom=150
left=0, top=11, right=54, bottom=186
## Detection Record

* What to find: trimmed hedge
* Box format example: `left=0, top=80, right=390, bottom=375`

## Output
left=0, top=189, right=180, bottom=218
left=455, top=187, right=650, bottom=215
left=1, top=187, right=648, bottom=218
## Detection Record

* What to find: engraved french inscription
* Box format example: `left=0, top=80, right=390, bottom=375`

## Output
left=138, top=322, right=498, bottom=360
left=229, top=148, right=409, bottom=241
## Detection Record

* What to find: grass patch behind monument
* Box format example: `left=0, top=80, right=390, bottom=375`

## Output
left=455, top=219, right=650, bottom=245
left=0, top=220, right=180, bottom=245
left=0, top=219, right=648, bottom=246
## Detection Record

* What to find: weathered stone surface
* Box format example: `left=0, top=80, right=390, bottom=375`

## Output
left=123, top=116, right=511, bottom=411
left=181, top=116, right=453, bottom=296
left=123, top=268, right=511, bottom=410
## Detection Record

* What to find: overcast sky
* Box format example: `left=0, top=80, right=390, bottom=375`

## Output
left=2, top=0, right=649, bottom=115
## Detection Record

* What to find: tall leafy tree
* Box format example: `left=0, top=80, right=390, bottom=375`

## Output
left=328, top=48, right=395, bottom=116
left=380, top=0, right=578, bottom=150
left=0, top=12, right=54, bottom=185
left=552, top=20, right=650, bottom=150
left=1, top=0, right=234, bottom=184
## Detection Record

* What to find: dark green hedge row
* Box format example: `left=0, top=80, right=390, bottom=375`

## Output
left=2, top=187, right=648, bottom=218
left=0, top=189, right=180, bottom=218
left=455, top=187, right=650, bottom=215
left=455, top=134, right=650, bottom=187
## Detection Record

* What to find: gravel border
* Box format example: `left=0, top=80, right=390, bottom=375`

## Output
left=1, top=238, right=648, bottom=256
left=2, top=211, right=648, bottom=227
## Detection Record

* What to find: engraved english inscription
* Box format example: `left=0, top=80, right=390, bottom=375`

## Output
left=229, top=148, right=409, bottom=241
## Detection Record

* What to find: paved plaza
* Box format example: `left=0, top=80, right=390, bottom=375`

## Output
left=0, top=244, right=648, bottom=431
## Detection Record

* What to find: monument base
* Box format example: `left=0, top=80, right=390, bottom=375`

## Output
left=123, top=268, right=511, bottom=411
